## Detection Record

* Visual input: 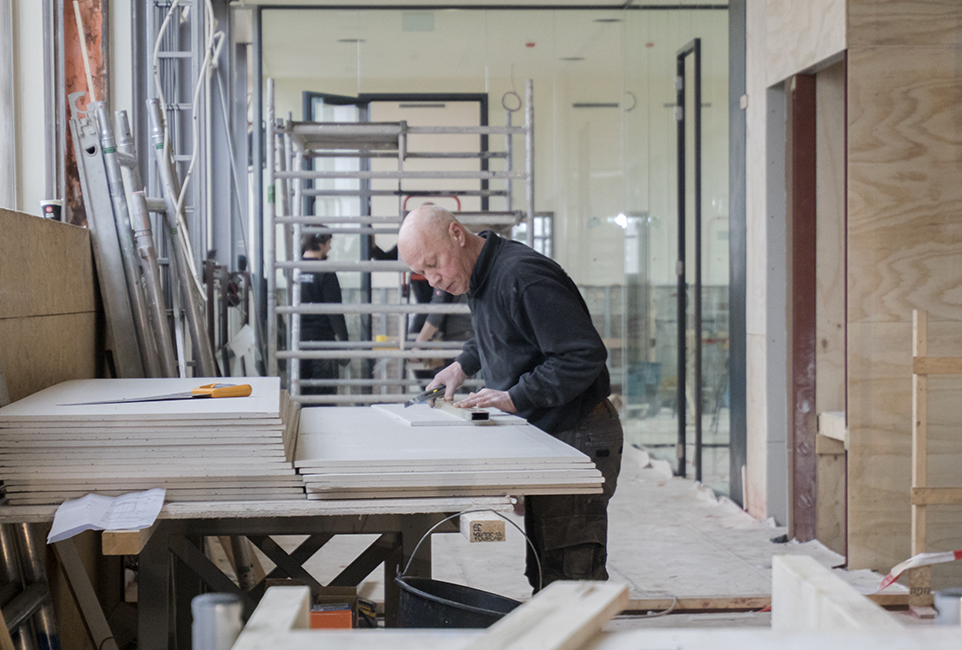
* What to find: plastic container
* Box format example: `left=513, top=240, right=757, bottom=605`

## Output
left=395, top=575, right=521, bottom=628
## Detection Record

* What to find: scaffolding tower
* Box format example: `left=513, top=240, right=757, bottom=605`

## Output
left=266, top=79, right=535, bottom=404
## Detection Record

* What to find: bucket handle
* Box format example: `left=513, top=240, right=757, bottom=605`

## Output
left=400, top=507, right=543, bottom=592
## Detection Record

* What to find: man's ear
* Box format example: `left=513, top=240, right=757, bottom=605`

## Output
left=449, top=221, right=466, bottom=246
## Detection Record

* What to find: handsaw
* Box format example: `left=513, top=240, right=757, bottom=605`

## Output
left=60, top=383, right=252, bottom=406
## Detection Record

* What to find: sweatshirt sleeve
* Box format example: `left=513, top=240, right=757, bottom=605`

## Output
left=456, top=337, right=481, bottom=376
left=505, top=276, right=607, bottom=413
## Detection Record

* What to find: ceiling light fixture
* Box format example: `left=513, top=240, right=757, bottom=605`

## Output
left=560, top=57, right=585, bottom=61
left=593, top=18, right=621, bottom=23
left=337, top=38, right=365, bottom=44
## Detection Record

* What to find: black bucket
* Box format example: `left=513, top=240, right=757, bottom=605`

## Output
left=395, top=576, right=522, bottom=628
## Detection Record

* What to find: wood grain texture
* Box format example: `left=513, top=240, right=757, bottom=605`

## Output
left=0, top=209, right=95, bottom=319
left=847, top=47, right=962, bottom=323
left=102, top=524, right=158, bottom=556
left=848, top=0, right=962, bottom=48
left=815, top=61, right=847, bottom=416
left=817, top=451, right=846, bottom=555
left=764, top=0, right=846, bottom=87
left=847, top=321, right=962, bottom=589
left=0, top=209, right=99, bottom=402
left=0, top=314, right=98, bottom=404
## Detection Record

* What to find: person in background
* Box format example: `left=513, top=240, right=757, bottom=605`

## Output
left=299, top=232, right=348, bottom=395
left=397, top=205, right=623, bottom=591
left=410, top=288, right=474, bottom=370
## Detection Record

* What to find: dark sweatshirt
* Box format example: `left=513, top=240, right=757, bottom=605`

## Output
left=456, top=232, right=609, bottom=434
left=299, top=266, right=349, bottom=342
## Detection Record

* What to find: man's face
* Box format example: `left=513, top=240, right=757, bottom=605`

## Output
left=400, top=224, right=473, bottom=295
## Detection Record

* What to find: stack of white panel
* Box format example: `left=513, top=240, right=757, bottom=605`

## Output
left=295, top=405, right=604, bottom=499
left=0, top=377, right=303, bottom=505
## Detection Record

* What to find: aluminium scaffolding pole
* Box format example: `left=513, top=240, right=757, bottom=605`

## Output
left=93, top=102, right=162, bottom=378
left=147, top=98, right=219, bottom=377
left=267, top=79, right=535, bottom=403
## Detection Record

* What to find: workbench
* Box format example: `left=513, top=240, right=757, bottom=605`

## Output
left=0, top=496, right=513, bottom=650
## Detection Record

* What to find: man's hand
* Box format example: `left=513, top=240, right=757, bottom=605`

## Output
left=456, top=389, right=517, bottom=413
left=427, top=361, right=467, bottom=403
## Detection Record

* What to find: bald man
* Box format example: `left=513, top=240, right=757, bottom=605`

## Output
left=398, top=205, right=623, bottom=591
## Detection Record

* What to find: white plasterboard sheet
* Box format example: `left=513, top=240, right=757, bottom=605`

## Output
left=0, top=437, right=285, bottom=448
left=5, top=476, right=305, bottom=491
left=296, top=458, right=597, bottom=472
left=304, top=473, right=602, bottom=489
left=307, top=485, right=601, bottom=499
left=296, top=407, right=587, bottom=466
left=303, top=467, right=601, bottom=483
left=0, top=447, right=287, bottom=461
left=0, top=420, right=284, bottom=432
left=372, top=403, right=526, bottom=426
left=0, top=377, right=282, bottom=423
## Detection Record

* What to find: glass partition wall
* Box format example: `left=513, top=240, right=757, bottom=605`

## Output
left=261, top=5, right=730, bottom=494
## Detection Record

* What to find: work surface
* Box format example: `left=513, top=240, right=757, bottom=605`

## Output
left=293, top=446, right=908, bottom=606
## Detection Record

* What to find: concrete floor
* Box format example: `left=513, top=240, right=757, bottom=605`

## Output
left=265, top=444, right=908, bottom=629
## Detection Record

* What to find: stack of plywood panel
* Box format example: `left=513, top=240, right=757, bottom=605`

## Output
left=295, top=404, right=604, bottom=499
left=0, top=377, right=303, bottom=505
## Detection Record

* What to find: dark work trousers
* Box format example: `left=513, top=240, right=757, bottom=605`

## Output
left=300, top=357, right=339, bottom=395
left=524, top=398, right=623, bottom=592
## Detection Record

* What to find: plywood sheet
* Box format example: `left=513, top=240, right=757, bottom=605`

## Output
left=847, top=321, right=962, bottom=589
left=764, top=0, right=846, bottom=87
left=0, top=209, right=95, bottom=320
left=847, top=47, right=962, bottom=323
left=815, top=60, right=847, bottom=415
left=848, top=0, right=962, bottom=47
left=0, top=314, right=99, bottom=405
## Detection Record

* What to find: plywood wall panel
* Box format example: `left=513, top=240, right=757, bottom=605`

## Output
left=847, top=319, right=962, bottom=587
left=0, top=208, right=95, bottom=319
left=815, top=61, right=847, bottom=415
left=848, top=0, right=962, bottom=48
left=847, top=47, right=962, bottom=324
left=0, top=314, right=99, bottom=403
left=0, top=209, right=100, bottom=403
left=764, top=0, right=846, bottom=87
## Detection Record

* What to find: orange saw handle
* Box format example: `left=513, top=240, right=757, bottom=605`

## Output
left=191, top=383, right=252, bottom=398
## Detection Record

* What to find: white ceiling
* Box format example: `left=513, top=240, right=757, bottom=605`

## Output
left=260, top=5, right=726, bottom=83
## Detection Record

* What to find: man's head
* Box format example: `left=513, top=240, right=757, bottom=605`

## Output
left=302, top=232, right=332, bottom=259
left=397, top=205, right=482, bottom=296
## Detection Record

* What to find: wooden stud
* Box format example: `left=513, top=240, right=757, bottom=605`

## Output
left=815, top=434, right=845, bottom=456
left=459, top=512, right=505, bottom=543
left=436, top=400, right=490, bottom=422
left=771, top=555, right=902, bottom=632
left=816, top=411, right=848, bottom=447
left=911, top=487, right=962, bottom=506
left=911, top=310, right=933, bottom=612
left=102, top=523, right=158, bottom=556
left=460, top=581, right=628, bottom=650
left=912, top=356, right=962, bottom=375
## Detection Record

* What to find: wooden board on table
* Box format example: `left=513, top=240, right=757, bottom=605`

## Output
left=0, top=377, right=284, bottom=424
left=460, top=580, right=628, bottom=650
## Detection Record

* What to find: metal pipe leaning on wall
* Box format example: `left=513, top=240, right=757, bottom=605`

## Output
left=93, top=103, right=163, bottom=378
left=146, top=98, right=219, bottom=377
left=129, top=191, right=179, bottom=377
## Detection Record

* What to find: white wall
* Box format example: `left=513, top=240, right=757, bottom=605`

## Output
left=10, top=0, right=45, bottom=215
